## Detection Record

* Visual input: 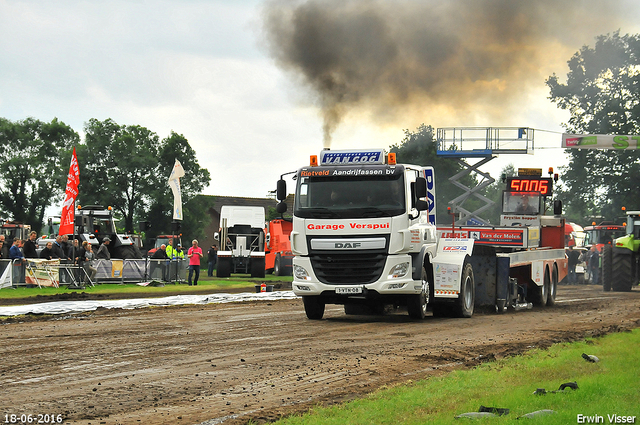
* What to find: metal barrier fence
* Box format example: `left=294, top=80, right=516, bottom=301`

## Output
left=0, top=258, right=188, bottom=288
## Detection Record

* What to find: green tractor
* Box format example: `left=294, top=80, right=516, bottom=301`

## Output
left=602, top=210, right=640, bottom=292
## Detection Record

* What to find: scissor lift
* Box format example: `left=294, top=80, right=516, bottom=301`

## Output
left=436, top=127, right=534, bottom=226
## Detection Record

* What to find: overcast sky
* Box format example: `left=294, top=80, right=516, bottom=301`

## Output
left=2, top=0, right=640, bottom=201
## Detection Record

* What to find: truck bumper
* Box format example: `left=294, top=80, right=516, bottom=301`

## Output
left=291, top=255, right=422, bottom=298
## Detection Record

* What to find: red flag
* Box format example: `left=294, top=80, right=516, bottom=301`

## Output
left=59, top=147, right=80, bottom=236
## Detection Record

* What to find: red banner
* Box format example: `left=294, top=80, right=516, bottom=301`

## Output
left=59, top=147, right=79, bottom=236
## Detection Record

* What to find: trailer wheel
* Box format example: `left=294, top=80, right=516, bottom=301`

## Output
left=601, top=244, right=613, bottom=291
left=303, top=296, right=325, bottom=320
left=407, top=266, right=429, bottom=320
left=547, top=264, right=558, bottom=306
left=611, top=250, right=634, bottom=292
left=217, top=257, right=231, bottom=278
left=453, top=262, right=474, bottom=318
left=250, top=257, right=266, bottom=278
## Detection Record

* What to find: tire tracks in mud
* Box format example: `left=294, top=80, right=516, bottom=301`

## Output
left=0, top=286, right=638, bottom=425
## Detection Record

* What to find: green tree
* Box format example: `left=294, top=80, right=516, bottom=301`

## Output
left=79, top=120, right=211, bottom=237
left=0, top=117, right=79, bottom=228
left=144, top=131, right=212, bottom=241
left=389, top=124, right=481, bottom=224
left=547, top=31, right=640, bottom=222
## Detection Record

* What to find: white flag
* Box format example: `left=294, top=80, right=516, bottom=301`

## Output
left=168, top=160, right=185, bottom=220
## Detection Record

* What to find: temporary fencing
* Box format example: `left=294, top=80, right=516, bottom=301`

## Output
left=0, top=258, right=188, bottom=288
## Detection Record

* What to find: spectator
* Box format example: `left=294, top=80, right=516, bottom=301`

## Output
left=566, top=246, right=581, bottom=284
left=23, top=231, right=39, bottom=258
left=52, top=236, right=65, bottom=259
left=187, top=239, right=204, bottom=286
left=207, top=244, right=217, bottom=277
left=9, top=238, right=25, bottom=285
left=0, top=235, right=8, bottom=259
left=588, top=245, right=600, bottom=285
left=83, top=242, right=97, bottom=285
left=97, top=237, right=111, bottom=260
left=40, top=242, right=55, bottom=260
left=150, top=244, right=169, bottom=281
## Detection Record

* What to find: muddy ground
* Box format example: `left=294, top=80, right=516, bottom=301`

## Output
left=1, top=285, right=639, bottom=425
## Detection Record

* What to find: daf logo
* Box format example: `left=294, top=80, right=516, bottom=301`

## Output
left=335, top=242, right=361, bottom=249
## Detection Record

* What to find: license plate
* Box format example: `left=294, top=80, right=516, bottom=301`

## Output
left=335, top=286, right=363, bottom=294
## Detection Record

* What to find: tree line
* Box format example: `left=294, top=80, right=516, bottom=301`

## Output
left=0, top=117, right=211, bottom=241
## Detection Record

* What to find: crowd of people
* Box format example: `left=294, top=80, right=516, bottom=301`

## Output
left=1, top=230, right=223, bottom=288
left=565, top=244, right=603, bottom=285
left=0, top=231, right=100, bottom=288
left=148, top=238, right=218, bottom=284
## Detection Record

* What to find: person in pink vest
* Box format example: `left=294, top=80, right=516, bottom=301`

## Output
left=187, top=239, right=204, bottom=286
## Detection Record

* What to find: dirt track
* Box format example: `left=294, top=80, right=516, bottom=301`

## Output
left=1, top=285, right=639, bottom=425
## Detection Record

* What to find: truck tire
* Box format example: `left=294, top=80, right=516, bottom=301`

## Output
left=217, top=257, right=231, bottom=278
left=611, top=250, right=634, bottom=292
left=303, top=296, right=325, bottom=320
left=453, top=262, right=474, bottom=318
left=116, top=245, right=139, bottom=259
left=533, top=269, right=550, bottom=307
left=547, top=264, right=558, bottom=306
left=601, top=244, right=613, bottom=291
left=250, top=257, right=266, bottom=278
left=274, top=254, right=282, bottom=276
left=407, top=265, right=429, bottom=319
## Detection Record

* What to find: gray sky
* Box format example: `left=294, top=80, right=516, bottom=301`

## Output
left=2, top=0, right=640, bottom=200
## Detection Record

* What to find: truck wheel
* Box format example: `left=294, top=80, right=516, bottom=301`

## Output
left=274, top=254, right=282, bottom=276
left=453, top=262, right=474, bottom=318
left=533, top=269, right=550, bottom=307
left=611, top=250, right=634, bottom=292
left=250, top=257, right=266, bottom=278
left=407, top=266, right=429, bottom=319
left=116, top=245, right=138, bottom=259
left=601, top=244, right=613, bottom=291
left=303, top=296, right=325, bottom=320
left=217, top=258, right=231, bottom=278
left=547, top=264, right=558, bottom=306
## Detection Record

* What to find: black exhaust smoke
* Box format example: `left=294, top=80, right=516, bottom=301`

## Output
left=261, top=0, right=626, bottom=146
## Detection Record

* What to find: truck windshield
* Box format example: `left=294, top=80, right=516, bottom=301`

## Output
left=294, top=167, right=405, bottom=219
left=502, top=191, right=541, bottom=215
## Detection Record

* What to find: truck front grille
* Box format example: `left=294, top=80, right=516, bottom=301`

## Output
left=309, top=252, right=386, bottom=285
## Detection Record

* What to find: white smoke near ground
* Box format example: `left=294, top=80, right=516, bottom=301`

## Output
left=261, top=0, right=628, bottom=146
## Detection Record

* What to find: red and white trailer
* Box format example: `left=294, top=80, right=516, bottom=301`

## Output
left=437, top=170, right=567, bottom=312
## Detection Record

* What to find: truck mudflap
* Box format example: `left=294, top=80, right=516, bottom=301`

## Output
left=432, top=238, right=474, bottom=298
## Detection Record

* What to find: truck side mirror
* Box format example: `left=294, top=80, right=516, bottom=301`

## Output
left=553, top=200, right=562, bottom=215
left=276, top=201, right=288, bottom=214
left=415, top=177, right=427, bottom=198
left=276, top=179, right=287, bottom=201
left=213, top=232, right=220, bottom=241
left=416, top=200, right=428, bottom=211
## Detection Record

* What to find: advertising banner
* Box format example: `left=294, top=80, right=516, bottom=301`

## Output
left=562, top=134, right=640, bottom=150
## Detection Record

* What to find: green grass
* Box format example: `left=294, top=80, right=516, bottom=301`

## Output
left=0, top=273, right=293, bottom=302
left=274, top=329, right=640, bottom=424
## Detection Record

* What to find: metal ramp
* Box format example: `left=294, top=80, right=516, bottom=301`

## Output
left=436, top=127, right=534, bottom=226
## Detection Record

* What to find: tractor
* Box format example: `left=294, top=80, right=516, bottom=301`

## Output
left=602, top=210, right=640, bottom=292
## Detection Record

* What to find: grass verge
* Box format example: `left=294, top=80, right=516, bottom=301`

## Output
left=0, top=274, right=293, bottom=302
left=274, top=329, right=640, bottom=424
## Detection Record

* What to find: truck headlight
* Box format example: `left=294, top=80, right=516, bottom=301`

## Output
left=294, top=265, right=311, bottom=281
left=388, top=262, right=409, bottom=279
